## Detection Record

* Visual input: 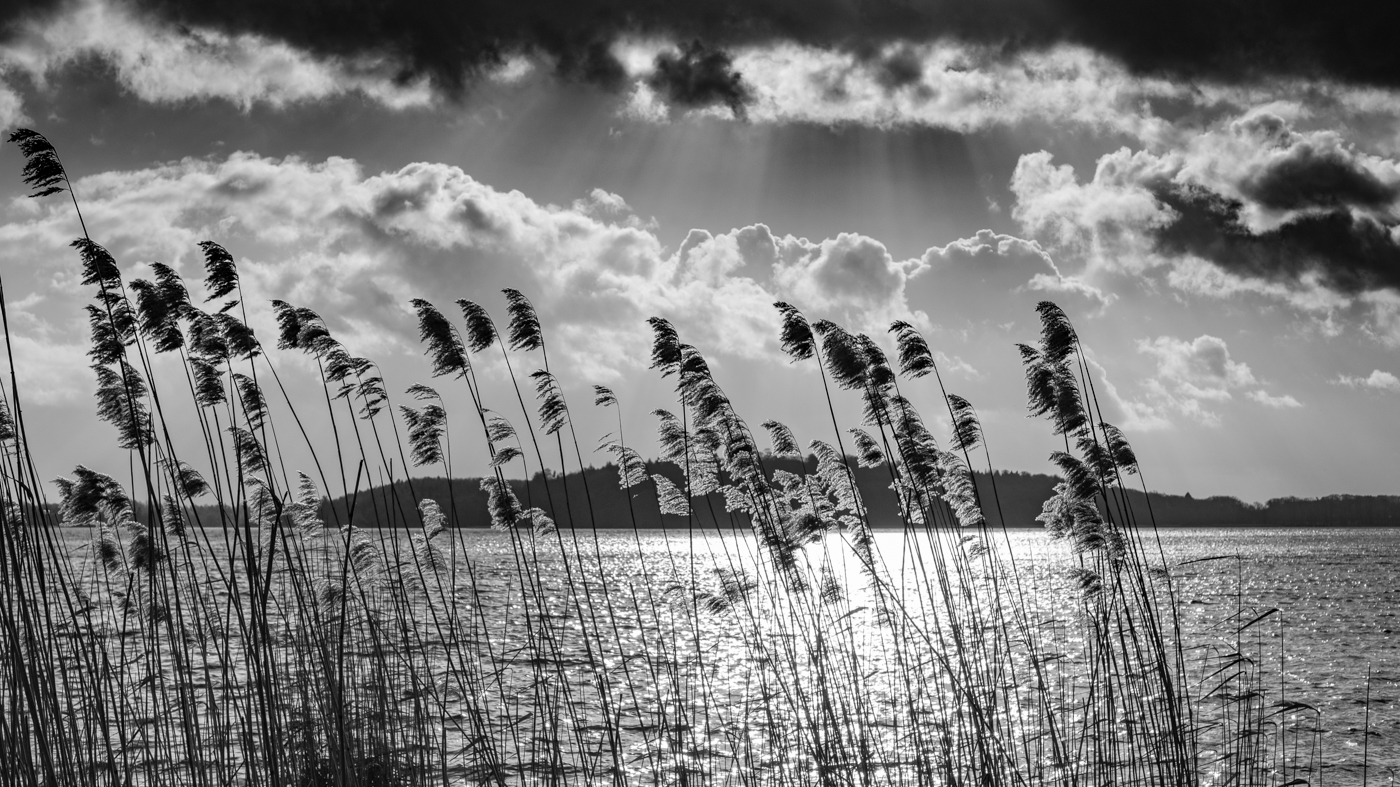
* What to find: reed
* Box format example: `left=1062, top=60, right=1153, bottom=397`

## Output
left=0, top=128, right=1334, bottom=786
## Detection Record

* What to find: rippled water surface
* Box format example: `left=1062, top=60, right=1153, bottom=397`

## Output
left=44, top=525, right=1400, bottom=784
left=1130, top=527, right=1400, bottom=781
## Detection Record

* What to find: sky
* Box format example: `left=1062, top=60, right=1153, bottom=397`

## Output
left=1, top=0, right=1400, bottom=503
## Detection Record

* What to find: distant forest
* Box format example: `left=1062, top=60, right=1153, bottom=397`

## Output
left=129, top=457, right=1400, bottom=530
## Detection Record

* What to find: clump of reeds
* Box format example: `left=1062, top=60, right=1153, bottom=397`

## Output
left=0, top=128, right=1330, bottom=787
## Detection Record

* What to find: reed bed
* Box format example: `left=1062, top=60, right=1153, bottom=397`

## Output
left=0, top=128, right=1326, bottom=786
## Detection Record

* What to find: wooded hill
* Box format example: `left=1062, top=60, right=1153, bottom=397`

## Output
left=298, top=459, right=1400, bottom=530
left=107, top=457, right=1400, bottom=529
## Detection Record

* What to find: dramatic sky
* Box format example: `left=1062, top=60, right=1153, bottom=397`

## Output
left=2, top=0, right=1400, bottom=502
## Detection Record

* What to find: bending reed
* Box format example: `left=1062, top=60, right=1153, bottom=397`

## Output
left=0, top=129, right=1325, bottom=787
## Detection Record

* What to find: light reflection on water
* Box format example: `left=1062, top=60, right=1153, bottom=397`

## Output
left=976, top=527, right=1400, bottom=780
left=51, top=525, right=1400, bottom=783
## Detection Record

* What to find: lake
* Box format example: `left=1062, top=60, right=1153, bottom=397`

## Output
left=33, top=524, right=1400, bottom=785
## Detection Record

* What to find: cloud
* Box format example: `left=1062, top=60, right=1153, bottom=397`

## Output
left=0, top=148, right=1099, bottom=409
left=1012, top=113, right=1400, bottom=290
left=1224, top=116, right=1400, bottom=215
left=771, top=231, right=921, bottom=317
left=572, top=188, right=632, bottom=217
left=0, top=0, right=436, bottom=112
left=1139, top=334, right=1257, bottom=401
left=0, top=80, right=24, bottom=129
left=729, top=42, right=1182, bottom=136
left=9, top=0, right=1400, bottom=99
left=1010, top=113, right=1400, bottom=342
left=0, top=150, right=949, bottom=388
left=646, top=41, right=752, bottom=118
left=1334, top=369, right=1400, bottom=392
left=1247, top=390, right=1302, bottom=408
left=7, top=1, right=1400, bottom=137
left=921, top=228, right=1113, bottom=307
left=3, top=331, right=91, bottom=405
left=1126, top=334, right=1298, bottom=424
left=1153, top=188, right=1400, bottom=296
left=1082, top=355, right=1172, bottom=432
left=1010, top=147, right=1178, bottom=275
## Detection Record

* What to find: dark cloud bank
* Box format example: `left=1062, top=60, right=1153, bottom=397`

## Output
left=1155, top=188, right=1400, bottom=296
left=1146, top=115, right=1400, bottom=297
left=5, top=1, right=1398, bottom=299
left=6, top=0, right=1400, bottom=111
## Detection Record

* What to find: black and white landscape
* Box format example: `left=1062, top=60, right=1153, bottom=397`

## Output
left=0, top=1, right=1396, bottom=785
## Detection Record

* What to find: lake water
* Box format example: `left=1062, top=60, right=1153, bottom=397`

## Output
left=1137, top=527, right=1400, bottom=783
left=36, top=525, right=1400, bottom=785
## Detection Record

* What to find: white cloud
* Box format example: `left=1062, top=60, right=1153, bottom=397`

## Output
left=1247, top=390, right=1303, bottom=408
left=724, top=42, right=1178, bottom=136
left=1129, top=334, right=1298, bottom=423
left=1138, top=335, right=1258, bottom=400
left=771, top=231, right=924, bottom=322
left=1010, top=111, right=1400, bottom=259
left=1334, top=369, right=1400, bottom=392
left=0, top=151, right=950, bottom=390
left=3, top=332, right=91, bottom=405
left=1009, top=114, right=1400, bottom=340
left=0, top=150, right=1104, bottom=413
left=1171, top=110, right=1400, bottom=231
left=934, top=352, right=981, bottom=380
left=1010, top=147, right=1179, bottom=278
left=1082, top=355, right=1172, bottom=432
left=572, top=188, right=632, bottom=217
left=921, top=229, right=1113, bottom=307
left=621, top=82, right=671, bottom=123
left=606, top=39, right=1400, bottom=143
left=0, top=80, right=25, bottom=130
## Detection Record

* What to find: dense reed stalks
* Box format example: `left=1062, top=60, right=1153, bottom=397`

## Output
left=0, top=129, right=1328, bottom=786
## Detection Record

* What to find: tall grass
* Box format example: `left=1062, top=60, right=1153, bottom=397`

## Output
left=0, top=129, right=1325, bottom=786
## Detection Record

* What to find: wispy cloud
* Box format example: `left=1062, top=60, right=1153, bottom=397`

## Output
left=1247, top=390, right=1303, bottom=408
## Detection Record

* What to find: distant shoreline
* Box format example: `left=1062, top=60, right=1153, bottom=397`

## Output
left=54, top=463, right=1400, bottom=530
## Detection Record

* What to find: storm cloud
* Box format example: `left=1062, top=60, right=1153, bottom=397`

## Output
left=1013, top=110, right=1400, bottom=302
left=1152, top=186, right=1400, bottom=297
left=6, top=0, right=1400, bottom=104
left=646, top=41, right=751, bottom=117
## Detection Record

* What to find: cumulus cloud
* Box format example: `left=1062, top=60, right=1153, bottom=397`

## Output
left=572, top=188, right=632, bottom=217
left=770, top=231, right=925, bottom=326
left=1139, top=335, right=1257, bottom=401
left=0, top=150, right=972, bottom=388
left=1125, top=335, right=1299, bottom=425
left=0, top=142, right=1100, bottom=405
left=918, top=228, right=1114, bottom=314
left=1011, top=147, right=1178, bottom=275
left=1011, top=112, right=1400, bottom=341
left=1334, top=369, right=1400, bottom=392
